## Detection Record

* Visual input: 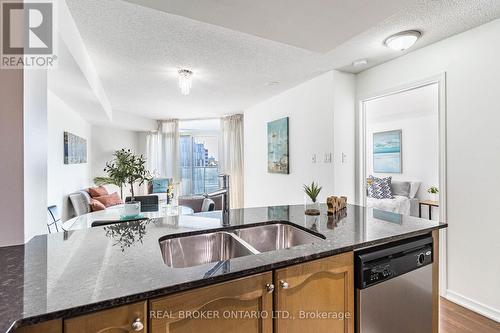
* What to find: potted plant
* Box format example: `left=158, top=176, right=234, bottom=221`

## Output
left=427, top=186, right=439, bottom=202
left=303, top=181, right=322, bottom=215
left=94, top=149, right=152, bottom=199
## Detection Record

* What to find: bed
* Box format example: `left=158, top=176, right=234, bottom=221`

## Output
left=365, top=179, right=421, bottom=217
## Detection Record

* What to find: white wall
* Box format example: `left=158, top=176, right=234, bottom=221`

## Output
left=357, top=18, right=500, bottom=321
left=365, top=84, right=439, bottom=201
left=24, top=70, right=49, bottom=241
left=91, top=125, right=141, bottom=197
left=47, top=95, right=146, bottom=221
left=333, top=71, right=356, bottom=202
left=0, top=69, right=24, bottom=246
left=47, top=91, right=92, bottom=221
left=244, top=71, right=355, bottom=208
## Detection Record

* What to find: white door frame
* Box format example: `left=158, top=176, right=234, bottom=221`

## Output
left=355, top=73, right=448, bottom=296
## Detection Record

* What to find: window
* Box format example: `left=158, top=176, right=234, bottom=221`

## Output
left=180, top=133, right=220, bottom=195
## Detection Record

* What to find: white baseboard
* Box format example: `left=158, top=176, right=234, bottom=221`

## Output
left=445, top=290, right=500, bottom=323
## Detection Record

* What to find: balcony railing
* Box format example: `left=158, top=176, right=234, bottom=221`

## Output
left=181, top=166, right=220, bottom=195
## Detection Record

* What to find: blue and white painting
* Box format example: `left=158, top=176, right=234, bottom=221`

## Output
left=373, top=130, right=402, bottom=173
left=64, top=132, right=87, bottom=164
left=268, top=117, right=289, bottom=174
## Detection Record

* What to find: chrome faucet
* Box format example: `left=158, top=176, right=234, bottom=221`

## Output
left=206, top=174, right=230, bottom=226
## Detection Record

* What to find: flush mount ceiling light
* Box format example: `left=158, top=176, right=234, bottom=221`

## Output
left=178, top=69, right=193, bottom=95
left=265, top=81, right=280, bottom=86
left=352, top=59, right=368, bottom=67
left=384, top=30, right=422, bottom=51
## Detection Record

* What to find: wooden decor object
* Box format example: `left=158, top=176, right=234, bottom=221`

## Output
left=327, top=196, right=347, bottom=215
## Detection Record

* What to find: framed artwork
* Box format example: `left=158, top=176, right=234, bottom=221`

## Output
left=64, top=132, right=87, bottom=164
left=267, top=117, right=289, bottom=174
left=373, top=130, right=401, bottom=173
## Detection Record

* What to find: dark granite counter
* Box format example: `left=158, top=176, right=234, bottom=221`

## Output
left=0, top=204, right=446, bottom=332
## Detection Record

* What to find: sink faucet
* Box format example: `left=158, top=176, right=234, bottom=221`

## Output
left=206, top=174, right=230, bottom=227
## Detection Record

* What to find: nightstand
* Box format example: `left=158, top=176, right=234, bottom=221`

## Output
left=419, top=200, right=439, bottom=220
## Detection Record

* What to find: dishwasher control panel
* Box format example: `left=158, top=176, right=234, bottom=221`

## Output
left=356, top=235, right=433, bottom=289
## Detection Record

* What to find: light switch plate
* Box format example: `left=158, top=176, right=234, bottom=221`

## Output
left=324, top=153, right=332, bottom=163
left=312, top=154, right=317, bottom=163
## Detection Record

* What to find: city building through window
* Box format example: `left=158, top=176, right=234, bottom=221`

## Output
left=179, top=119, right=220, bottom=195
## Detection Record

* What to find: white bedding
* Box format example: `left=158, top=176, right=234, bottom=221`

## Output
left=366, top=195, right=411, bottom=215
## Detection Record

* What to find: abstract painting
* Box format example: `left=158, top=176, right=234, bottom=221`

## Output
left=267, top=117, right=289, bottom=174
left=64, top=131, right=87, bottom=164
left=373, top=130, right=401, bottom=173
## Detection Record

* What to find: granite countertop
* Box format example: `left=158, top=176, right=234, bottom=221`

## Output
left=0, top=204, right=447, bottom=332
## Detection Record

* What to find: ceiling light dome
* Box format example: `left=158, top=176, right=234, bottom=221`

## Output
left=178, top=69, right=193, bottom=95
left=384, top=30, right=422, bottom=51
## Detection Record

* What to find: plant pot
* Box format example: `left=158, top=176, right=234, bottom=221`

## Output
left=123, top=201, right=141, bottom=217
left=304, top=197, right=320, bottom=216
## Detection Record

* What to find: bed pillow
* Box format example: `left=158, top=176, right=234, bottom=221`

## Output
left=390, top=181, right=411, bottom=197
left=367, top=176, right=394, bottom=199
left=409, top=181, right=421, bottom=199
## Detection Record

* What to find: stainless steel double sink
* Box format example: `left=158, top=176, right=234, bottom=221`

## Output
left=159, top=223, right=324, bottom=268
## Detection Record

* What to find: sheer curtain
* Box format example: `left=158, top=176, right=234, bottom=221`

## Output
left=160, top=119, right=180, bottom=182
left=146, top=129, right=161, bottom=177
left=220, top=114, right=244, bottom=208
left=146, top=119, right=180, bottom=182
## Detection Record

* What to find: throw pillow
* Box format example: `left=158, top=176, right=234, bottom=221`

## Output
left=94, top=192, right=123, bottom=207
left=152, top=178, right=169, bottom=193
left=90, top=199, right=106, bottom=212
left=367, top=176, right=394, bottom=199
left=409, top=181, right=421, bottom=199
left=390, top=181, right=411, bottom=197
left=88, top=186, right=109, bottom=198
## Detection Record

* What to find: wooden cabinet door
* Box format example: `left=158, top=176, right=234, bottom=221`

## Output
left=65, top=301, right=147, bottom=333
left=274, top=252, right=354, bottom=333
left=150, top=272, right=273, bottom=333
left=14, top=319, right=61, bottom=333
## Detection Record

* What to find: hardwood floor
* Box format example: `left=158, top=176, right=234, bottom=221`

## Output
left=440, top=297, right=500, bottom=333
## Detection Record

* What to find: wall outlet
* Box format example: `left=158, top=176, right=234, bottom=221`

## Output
left=312, top=154, right=317, bottom=163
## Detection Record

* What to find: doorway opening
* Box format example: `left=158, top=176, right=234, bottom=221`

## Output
left=357, top=74, right=447, bottom=295
left=363, top=83, right=439, bottom=220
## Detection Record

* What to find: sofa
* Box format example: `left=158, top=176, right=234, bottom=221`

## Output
left=178, top=195, right=223, bottom=213
left=68, top=190, right=93, bottom=216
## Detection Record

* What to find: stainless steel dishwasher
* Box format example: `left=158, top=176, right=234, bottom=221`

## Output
left=355, top=235, right=433, bottom=333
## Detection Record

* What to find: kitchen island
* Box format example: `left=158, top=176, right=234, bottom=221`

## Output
left=0, top=204, right=447, bottom=333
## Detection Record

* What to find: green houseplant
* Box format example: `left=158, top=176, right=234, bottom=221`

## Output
left=427, top=186, right=439, bottom=201
left=94, top=149, right=152, bottom=198
left=303, top=181, right=322, bottom=215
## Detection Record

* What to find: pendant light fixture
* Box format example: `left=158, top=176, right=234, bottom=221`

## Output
left=178, top=69, right=193, bottom=95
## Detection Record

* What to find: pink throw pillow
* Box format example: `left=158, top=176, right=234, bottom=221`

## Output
left=88, top=186, right=109, bottom=198
left=90, top=199, right=106, bottom=212
left=94, top=192, right=123, bottom=208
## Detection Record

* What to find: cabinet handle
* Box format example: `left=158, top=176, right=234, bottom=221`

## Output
left=265, top=283, right=275, bottom=293
left=280, top=280, right=289, bottom=289
left=131, top=318, right=144, bottom=331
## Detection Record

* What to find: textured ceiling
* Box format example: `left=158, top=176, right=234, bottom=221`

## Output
left=121, top=0, right=413, bottom=53
left=64, top=0, right=500, bottom=121
left=48, top=35, right=108, bottom=123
